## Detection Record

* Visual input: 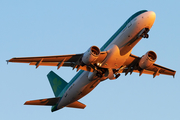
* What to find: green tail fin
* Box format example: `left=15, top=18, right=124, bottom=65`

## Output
left=47, top=71, right=68, bottom=97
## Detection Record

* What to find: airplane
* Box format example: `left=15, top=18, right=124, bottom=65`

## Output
left=7, top=10, right=176, bottom=112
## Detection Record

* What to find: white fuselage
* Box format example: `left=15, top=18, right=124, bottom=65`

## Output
left=57, top=11, right=156, bottom=110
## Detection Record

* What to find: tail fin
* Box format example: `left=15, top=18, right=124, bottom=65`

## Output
left=24, top=97, right=60, bottom=106
left=47, top=71, right=68, bottom=97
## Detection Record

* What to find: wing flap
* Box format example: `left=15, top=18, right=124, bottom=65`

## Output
left=8, top=52, right=105, bottom=72
left=29, top=62, right=93, bottom=72
left=29, top=62, right=65, bottom=66
left=143, top=63, right=176, bottom=77
left=8, top=54, right=83, bottom=63
left=152, top=63, right=176, bottom=76
left=128, top=69, right=160, bottom=76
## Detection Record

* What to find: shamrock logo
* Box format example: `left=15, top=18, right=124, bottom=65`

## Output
left=52, top=78, right=62, bottom=92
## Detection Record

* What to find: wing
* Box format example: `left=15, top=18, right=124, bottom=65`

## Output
left=8, top=54, right=82, bottom=67
left=7, top=52, right=107, bottom=72
left=120, top=54, right=176, bottom=78
left=7, top=53, right=87, bottom=70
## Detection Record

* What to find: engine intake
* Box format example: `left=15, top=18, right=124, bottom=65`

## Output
left=139, top=51, right=157, bottom=69
left=82, top=46, right=100, bottom=65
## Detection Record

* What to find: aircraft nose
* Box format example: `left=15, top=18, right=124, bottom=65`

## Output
left=149, top=11, right=156, bottom=21
left=149, top=11, right=156, bottom=24
left=146, top=11, right=156, bottom=28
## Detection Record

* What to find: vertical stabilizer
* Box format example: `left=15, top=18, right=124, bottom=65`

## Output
left=47, top=71, right=68, bottom=97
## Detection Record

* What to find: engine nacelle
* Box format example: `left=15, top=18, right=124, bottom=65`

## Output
left=82, top=46, right=100, bottom=65
left=139, top=51, right=157, bottom=69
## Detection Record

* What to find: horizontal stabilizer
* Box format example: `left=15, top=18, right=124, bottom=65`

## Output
left=66, top=101, right=86, bottom=109
left=24, top=97, right=60, bottom=106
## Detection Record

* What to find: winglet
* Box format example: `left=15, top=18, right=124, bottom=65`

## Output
left=173, top=74, right=175, bottom=78
left=173, top=71, right=176, bottom=78
left=6, top=60, right=9, bottom=65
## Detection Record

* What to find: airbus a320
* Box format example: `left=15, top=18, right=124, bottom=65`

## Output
left=7, top=10, right=176, bottom=112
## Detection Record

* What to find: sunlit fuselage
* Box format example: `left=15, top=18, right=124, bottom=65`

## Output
left=54, top=11, right=156, bottom=111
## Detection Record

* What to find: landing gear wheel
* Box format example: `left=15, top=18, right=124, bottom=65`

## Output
left=143, top=34, right=149, bottom=38
left=96, top=72, right=103, bottom=77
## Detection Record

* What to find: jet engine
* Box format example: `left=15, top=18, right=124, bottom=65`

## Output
left=139, top=51, right=157, bottom=69
left=82, top=46, right=100, bottom=65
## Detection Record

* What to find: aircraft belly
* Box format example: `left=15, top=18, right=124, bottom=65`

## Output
left=100, top=44, right=131, bottom=68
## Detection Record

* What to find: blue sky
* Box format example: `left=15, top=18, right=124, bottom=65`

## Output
left=1, top=0, right=180, bottom=120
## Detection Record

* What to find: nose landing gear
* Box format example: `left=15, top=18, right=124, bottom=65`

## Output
left=142, top=33, right=149, bottom=38
left=138, top=28, right=150, bottom=39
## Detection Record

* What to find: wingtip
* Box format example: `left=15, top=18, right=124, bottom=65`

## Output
left=6, top=60, right=9, bottom=64
left=24, top=101, right=30, bottom=105
left=173, top=71, right=176, bottom=78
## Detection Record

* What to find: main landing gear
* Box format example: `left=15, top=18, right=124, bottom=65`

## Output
left=95, top=68, right=121, bottom=80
